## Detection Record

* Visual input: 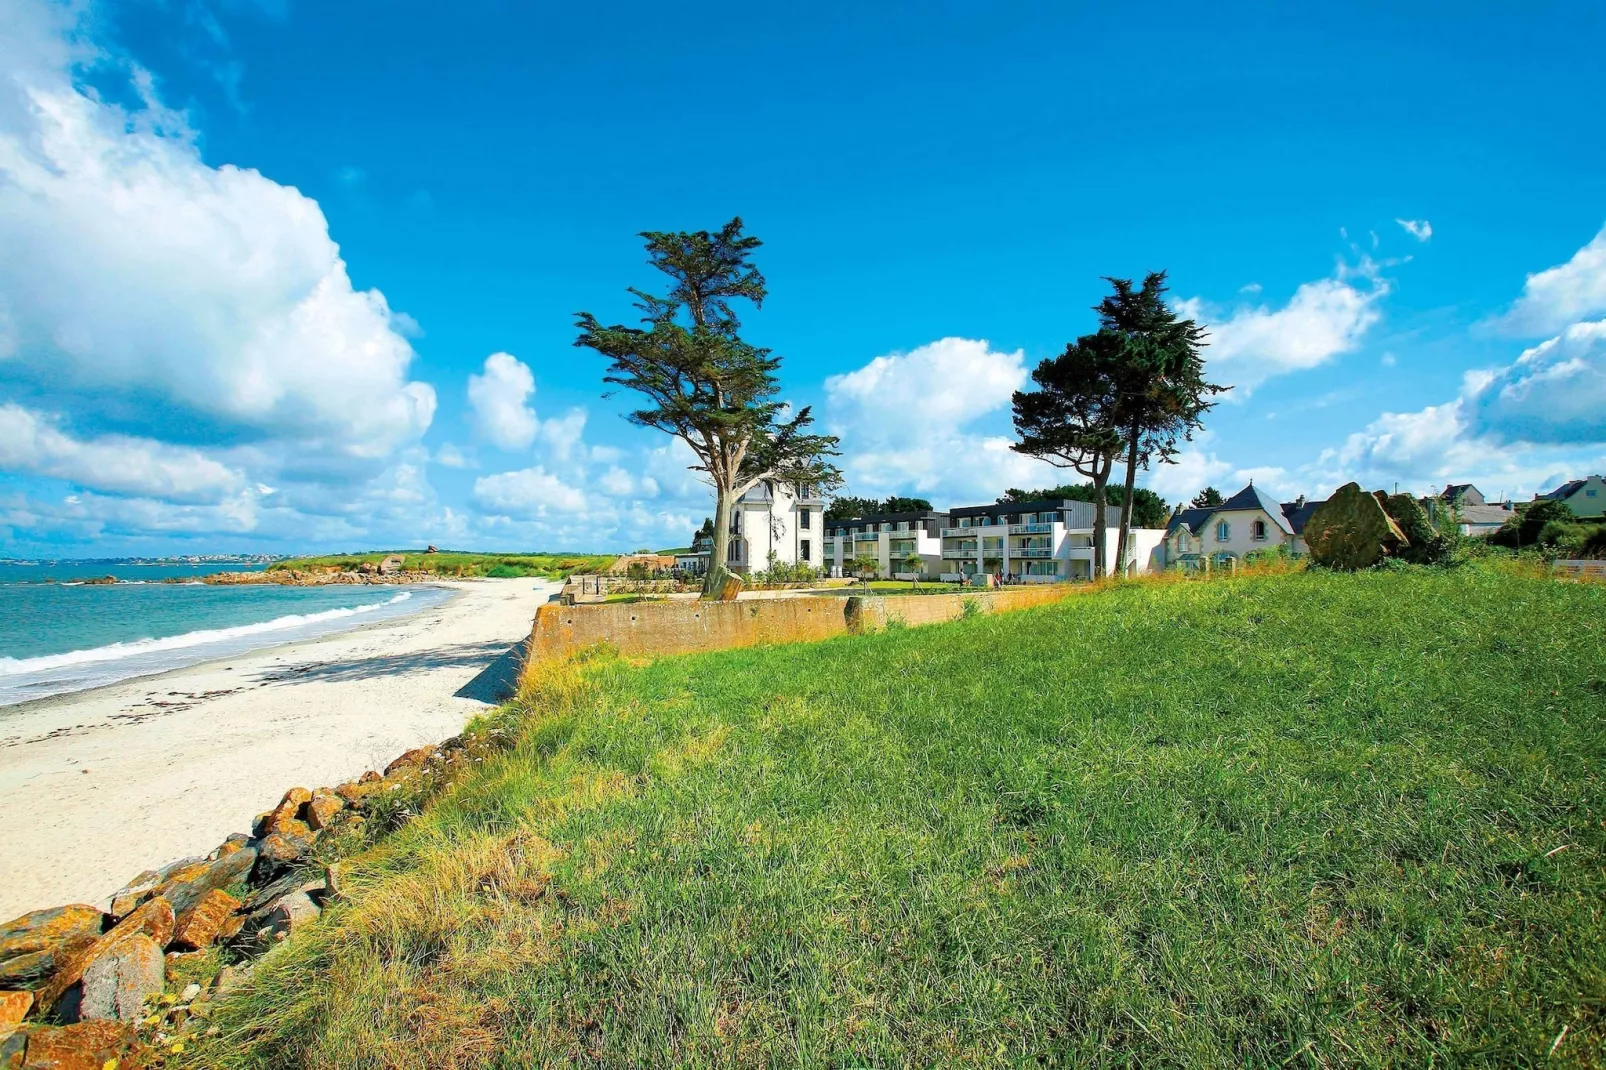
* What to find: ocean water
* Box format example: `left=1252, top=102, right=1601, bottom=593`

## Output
left=0, top=563, right=453, bottom=707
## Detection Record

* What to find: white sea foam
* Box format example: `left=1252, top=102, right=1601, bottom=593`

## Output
left=0, top=592, right=413, bottom=678
left=0, top=588, right=445, bottom=708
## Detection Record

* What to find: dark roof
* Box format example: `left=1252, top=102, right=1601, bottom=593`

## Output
left=1441, top=482, right=1482, bottom=503
left=1164, top=487, right=1328, bottom=538
left=1538, top=478, right=1596, bottom=501
left=828, top=510, right=947, bottom=531
left=1280, top=499, right=1324, bottom=535
left=948, top=499, right=1076, bottom=520
left=1166, top=507, right=1213, bottom=536
left=1215, top=483, right=1297, bottom=536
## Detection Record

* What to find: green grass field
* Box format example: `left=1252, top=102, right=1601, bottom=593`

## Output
left=268, top=550, right=614, bottom=580
left=193, top=566, right=1605, bottom=1068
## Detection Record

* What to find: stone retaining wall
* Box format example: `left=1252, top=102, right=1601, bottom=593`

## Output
left=523, top=583, right=1087, bottom=668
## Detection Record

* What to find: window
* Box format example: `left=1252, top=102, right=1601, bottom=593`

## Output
left=1589, top=489, right=1599, bottom=498
left=800, top=508, right=811, bottom=530
left=1216, top=520, right=1230, bottom=542
left=800, top=539, right=811, bottom=562
left=1251, top=519, right=1267, bottom=541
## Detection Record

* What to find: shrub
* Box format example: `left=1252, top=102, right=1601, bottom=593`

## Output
left=1488, top=499, right=1576, bottom=548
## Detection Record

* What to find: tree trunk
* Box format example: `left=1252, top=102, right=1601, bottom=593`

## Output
left=1091, top=474, right=1109, bottom=578
left=701, top=488, right=739, bottom=600
left=1116, top=429, right=1140, bottom=578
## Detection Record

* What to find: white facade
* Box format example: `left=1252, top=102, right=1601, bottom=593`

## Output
left=723, top=482, right=826, bottom=574
left=824, top=513, right=947, bottom=580
left=938, top=500, right=1164, bottom=582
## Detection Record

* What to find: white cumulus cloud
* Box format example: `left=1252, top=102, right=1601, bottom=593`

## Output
left=466, top=352, right=539, bottom=451
left=1178, top=262, right=1389, bottom=395
left=0, top=404, right=244, bottom=502
left=824, top=338, right=1054, bottom=503
left=1493, top=223, right=1606, bottom=336
left=0, top=0, right=437, bottom=550
left=1462, top=319, right=1606, bottom=445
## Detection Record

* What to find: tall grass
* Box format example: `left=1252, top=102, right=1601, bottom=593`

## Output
left=191, top=566, right=1605, bottom=1068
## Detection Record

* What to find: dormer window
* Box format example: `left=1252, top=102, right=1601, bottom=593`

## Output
left=1251, top=519, right=1268, bottom=541
left=1216, top=520, right=1230, bottom=542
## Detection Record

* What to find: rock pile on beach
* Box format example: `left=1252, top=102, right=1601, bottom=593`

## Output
left=199, top=566, right=436, bottom=587
left=0, top=727, right=510, bottom=1065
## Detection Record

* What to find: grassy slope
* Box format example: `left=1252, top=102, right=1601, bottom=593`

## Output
left=268, top=551, right=614, bottom=579
left=197, top=567, right=1605, bottom=1068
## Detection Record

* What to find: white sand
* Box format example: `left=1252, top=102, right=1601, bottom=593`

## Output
left=0, top=577, right=557, bottom=921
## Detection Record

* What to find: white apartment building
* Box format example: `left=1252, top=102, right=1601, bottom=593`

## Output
left=939, top=499, right=1166, bottom=582
left=719, top=481, right=826, bottom=575
left=824, top=511, right=947, bottom=580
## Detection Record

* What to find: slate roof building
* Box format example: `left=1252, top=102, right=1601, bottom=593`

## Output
left=1536, top=475, right=1606, bottom=518
left=1163, top=483, right=1323, bottom=569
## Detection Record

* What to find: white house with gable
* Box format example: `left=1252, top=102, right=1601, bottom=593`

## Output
left=1163, top=483, right=1322, bottom=569
left=721, top=481, right=826, bottom=575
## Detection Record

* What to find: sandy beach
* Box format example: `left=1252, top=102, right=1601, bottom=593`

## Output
left=0, top=577, right=558, bottom=921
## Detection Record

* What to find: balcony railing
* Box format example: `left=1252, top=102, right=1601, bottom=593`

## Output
left=1011, top=548, right=1053, bottom=559
left=853, top=532, right=881, bottom=542
left=941, top=548, right=977, bottom=558
left=1010, top=522, right=1055, bottom=534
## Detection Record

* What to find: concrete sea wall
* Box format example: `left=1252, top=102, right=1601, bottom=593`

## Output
left=523, top=583, right=1086, bottom=667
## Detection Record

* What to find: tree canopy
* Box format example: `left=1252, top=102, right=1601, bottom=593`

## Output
left=1191, top=486, right=1225, bottom=508
left=1011, top=330, right=1126, bottom=574
left=826, top=495, right=934, bottom=521
left=575, top=218, right=840, bottom=598
left=1095, top=273, right=1226, bottom=574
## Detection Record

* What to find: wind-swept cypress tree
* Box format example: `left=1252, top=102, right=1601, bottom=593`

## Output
left=576, top=219, right=841, bottom=599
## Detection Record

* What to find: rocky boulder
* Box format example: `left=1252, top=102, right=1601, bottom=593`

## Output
left=78, top=935, right=163, bottom=1023
left=7, top=1019, right=140, bottom=1068
left=252, top=893, right=319, bottom=944
left=305, top=791, right=345, bottom=831
left=0, top=907, right=104, bottom=993
left=1304, top=482, right=1409, bottom=570
left=383, top=745, right=437, bottom=777
left=170, top=890, right=242, bottom=952
left=34, top=897, right=174, bottom=1016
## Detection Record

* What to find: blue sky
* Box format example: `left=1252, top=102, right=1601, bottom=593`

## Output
left=1, top=0, right=1604, bottom=555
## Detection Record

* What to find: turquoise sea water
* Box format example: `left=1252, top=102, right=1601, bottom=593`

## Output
left=0, top=562, right=451, bottom=707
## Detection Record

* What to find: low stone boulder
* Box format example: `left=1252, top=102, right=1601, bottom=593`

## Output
left=79, top=935, right=163, bottom=1023
left=305, top=791, right=344, bottom=831
left=34, top=897, right=174, bottom=1016
left=0, top=906, right=104, bottom=992
left=1304, top=482, right=1409, bottom=570
left=384, top=745, right=437, bottom=777
left=157, top=848, right=256, bottom=921
left=253, top=893, right=319, bottom=943
left=7, top=1019, right=140, bottom=1068
left=170, top=890, right=241, bottom=952
left=254, top=830, right=316, bottom=879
